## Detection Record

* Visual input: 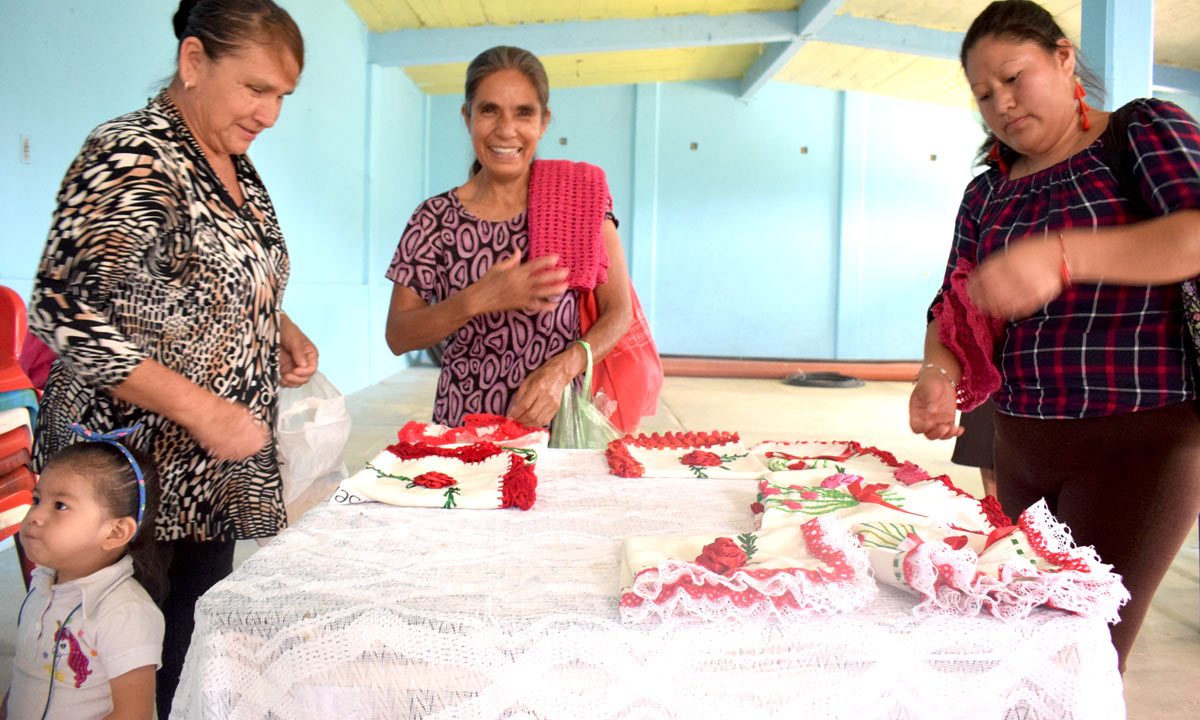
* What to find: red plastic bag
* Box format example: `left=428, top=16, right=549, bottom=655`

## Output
left=579, top=286, right=663, bottom=434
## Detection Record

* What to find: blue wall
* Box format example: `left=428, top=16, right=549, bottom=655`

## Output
left=0, top=0, right=417, bottom=393
left=423, top=79, right=984, bottom=361
left=14, top=3, right=1194, bottom=389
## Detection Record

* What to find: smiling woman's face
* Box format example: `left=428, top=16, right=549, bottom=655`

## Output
left=462, top=68, right=549, bottom=182
left=964, top=35, right=1077, bottom=159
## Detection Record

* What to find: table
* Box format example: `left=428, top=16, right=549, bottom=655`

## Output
left=171, top=450, right=1125, bottom=719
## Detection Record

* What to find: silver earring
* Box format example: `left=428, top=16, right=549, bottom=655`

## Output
left=184, top=81, right=193, bottom=91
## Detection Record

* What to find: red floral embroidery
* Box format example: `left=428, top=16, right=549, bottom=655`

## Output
left=694, top=537, right=748, bottom=576
left=892, top=461, right=932, bottom=485
left=411, top=472, right=456, bottom=489
left=749, top=502, right=765, bottom=514
left=680, top=450, right=722, bottom=467
left=500, top=455, right=537, bottom=510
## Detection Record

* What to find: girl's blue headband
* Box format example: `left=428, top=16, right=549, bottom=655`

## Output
left=68, top=423, right=147, bottom=539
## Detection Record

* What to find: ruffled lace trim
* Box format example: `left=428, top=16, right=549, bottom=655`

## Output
left=899, top=502, right=1128, bottom=622
left=620, top=518, right=877, bottom=623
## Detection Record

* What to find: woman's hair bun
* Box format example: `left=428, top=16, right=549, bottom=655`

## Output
left=173, top=0, right=199, bottom=40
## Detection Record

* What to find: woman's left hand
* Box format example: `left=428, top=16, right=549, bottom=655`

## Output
left=508, top=345, right=584, bottom=427
left=968, top=234, right=1066, bottom=321
left=280, top=313, right=319, bottom=387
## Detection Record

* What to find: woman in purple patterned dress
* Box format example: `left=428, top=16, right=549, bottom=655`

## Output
left=385, top=47, right=632, bottom=428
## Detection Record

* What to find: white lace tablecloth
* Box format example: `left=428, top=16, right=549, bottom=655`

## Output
left=171, top=450, right=1124, bottom=720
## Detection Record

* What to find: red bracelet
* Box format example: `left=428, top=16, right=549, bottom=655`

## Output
left=1057, top=232, right=1072, bottom=287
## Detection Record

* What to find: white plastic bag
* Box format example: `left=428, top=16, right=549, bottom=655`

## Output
left=275, top=371, right=352, bottom=512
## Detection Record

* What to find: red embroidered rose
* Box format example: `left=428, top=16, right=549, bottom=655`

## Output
left=750, top=502, right=765, bottom=514
left=412, top=472, right=456, bottom=489
left=694, top=537, right=748, bottom=576
left=681, top=450, right=722, bottom=467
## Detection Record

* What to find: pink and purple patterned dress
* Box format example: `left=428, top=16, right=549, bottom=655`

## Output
left=387, top=190, right=581, bottom=426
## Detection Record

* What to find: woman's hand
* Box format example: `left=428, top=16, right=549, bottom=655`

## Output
left=508, top=343, right=585, bottom=427
left=908, top=371, right=963, bottom=441
left=968, top=235, right=1065, bottom=320
left=185, top=394, right=271, bottom=460
left=471, top=253, right=570, bottom=315
left=280, top=313, right=319, bottom=387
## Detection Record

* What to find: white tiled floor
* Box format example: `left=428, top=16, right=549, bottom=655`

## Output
left=2, top=367, right=1197, bottom=717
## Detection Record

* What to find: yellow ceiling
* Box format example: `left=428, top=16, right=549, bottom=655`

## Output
left=776, top=42, right=973, bottom=108
left=347, top=0, right=1200, bottom=102
left=346, top=0, right=798, bottom=31
left=406, top=44, right=762, bottom=95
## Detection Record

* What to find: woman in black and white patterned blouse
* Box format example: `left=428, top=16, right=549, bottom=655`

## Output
left=27, top=1, right=317, bottom=714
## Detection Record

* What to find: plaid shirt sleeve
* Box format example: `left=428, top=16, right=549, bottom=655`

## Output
left=1126, top=99, right=1200, bottom=215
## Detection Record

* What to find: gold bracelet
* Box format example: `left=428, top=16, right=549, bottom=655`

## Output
left=914, top=363, right=956, bottom=388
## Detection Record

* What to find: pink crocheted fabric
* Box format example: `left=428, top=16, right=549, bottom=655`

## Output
left=528, top=159, right=610, bottom=290
left=931, top=258, right=1004, bottom=411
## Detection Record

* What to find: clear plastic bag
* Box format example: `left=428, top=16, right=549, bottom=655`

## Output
left=275, top=371, right=352, bottom=514
left=548, top=341, right=622, bottom=449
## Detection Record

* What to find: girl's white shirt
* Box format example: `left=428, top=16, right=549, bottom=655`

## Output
left=9, top=555, right=164, bottom=720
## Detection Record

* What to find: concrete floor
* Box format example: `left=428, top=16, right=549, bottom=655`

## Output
left=2, top=367, right=1197, bottom=717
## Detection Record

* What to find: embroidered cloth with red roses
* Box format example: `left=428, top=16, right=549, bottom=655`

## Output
left=616, top=434, right=1128, bottom=625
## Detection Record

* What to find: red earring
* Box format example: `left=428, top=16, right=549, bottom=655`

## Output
left=1074, top=77, right=1092, bottom=131
left=988, top=140, right=1009, bottom=174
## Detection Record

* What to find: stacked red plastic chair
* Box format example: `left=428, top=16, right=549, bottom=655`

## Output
left=0, top=285, right=38, bottom=588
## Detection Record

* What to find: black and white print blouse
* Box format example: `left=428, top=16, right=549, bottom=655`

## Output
left=29, top=90, right=290, bottom=541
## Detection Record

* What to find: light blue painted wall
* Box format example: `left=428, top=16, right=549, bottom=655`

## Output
left=837, top=93, right=985, bottom=359
left=0, top=0, right=381, bottom=393
left=367, top=65, right=428, bottom=382
left=420, top=78, right=984, bottom=361
left=0, top=1, right=177, bottom=299
left=653, top=80, right=842, bottom=358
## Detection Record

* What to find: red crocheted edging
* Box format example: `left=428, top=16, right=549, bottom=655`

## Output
left=931, top=258, right=1004, bottom=412
left=979, top=495, right=1013, bottom=528
left=1017, top=506, right=1089, bottom=573
left=500, top=454, right=537, bottom=510
left=396, top=415, right=541, bottom=446
left=620, top=518, right=858, bottom=609
left=606, top=440, right=645, bottom=478
left=384, top=441, right=504, bottom=464
left=624, top=431, right=740, bottom=450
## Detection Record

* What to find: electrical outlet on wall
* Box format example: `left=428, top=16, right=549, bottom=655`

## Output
left=20, top=134, right=31, bottom=164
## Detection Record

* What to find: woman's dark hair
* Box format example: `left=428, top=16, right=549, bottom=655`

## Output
left=46, top=442, right=166, bottom=603
left=960, top=0, right=1104, bottom=167
left=463, top=46, right=550, bottom=176
left=173, top=0, right=305, bottom=72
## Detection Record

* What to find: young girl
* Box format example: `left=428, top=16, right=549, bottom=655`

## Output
left=3, top=424, right=165, bottom=720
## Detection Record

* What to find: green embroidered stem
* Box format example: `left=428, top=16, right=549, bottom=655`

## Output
left=366, top=462, right=414, bottom=486
left=857, top=522, right=916, bottom=549
left=442, top=486, right=460, bottom=509
left=504, top=447, right=538, bottom=464
left=736, top=532, right=758, bottom=562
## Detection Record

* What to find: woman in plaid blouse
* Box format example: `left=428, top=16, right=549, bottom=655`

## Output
left=909, top=0, right=1200, bottom=673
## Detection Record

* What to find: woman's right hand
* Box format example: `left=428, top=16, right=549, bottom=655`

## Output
left=908, top=373, right=963, bottom=440
left=470, top=253, right=570, bottom=314
left=186, top=395, right=270, bottom=460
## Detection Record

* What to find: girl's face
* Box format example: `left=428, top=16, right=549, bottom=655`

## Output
left=462, top=68, right=549, bottom=182
left=964, top=35, right=1078, bottom=159
left=19, top=465, right=130, bottom=583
